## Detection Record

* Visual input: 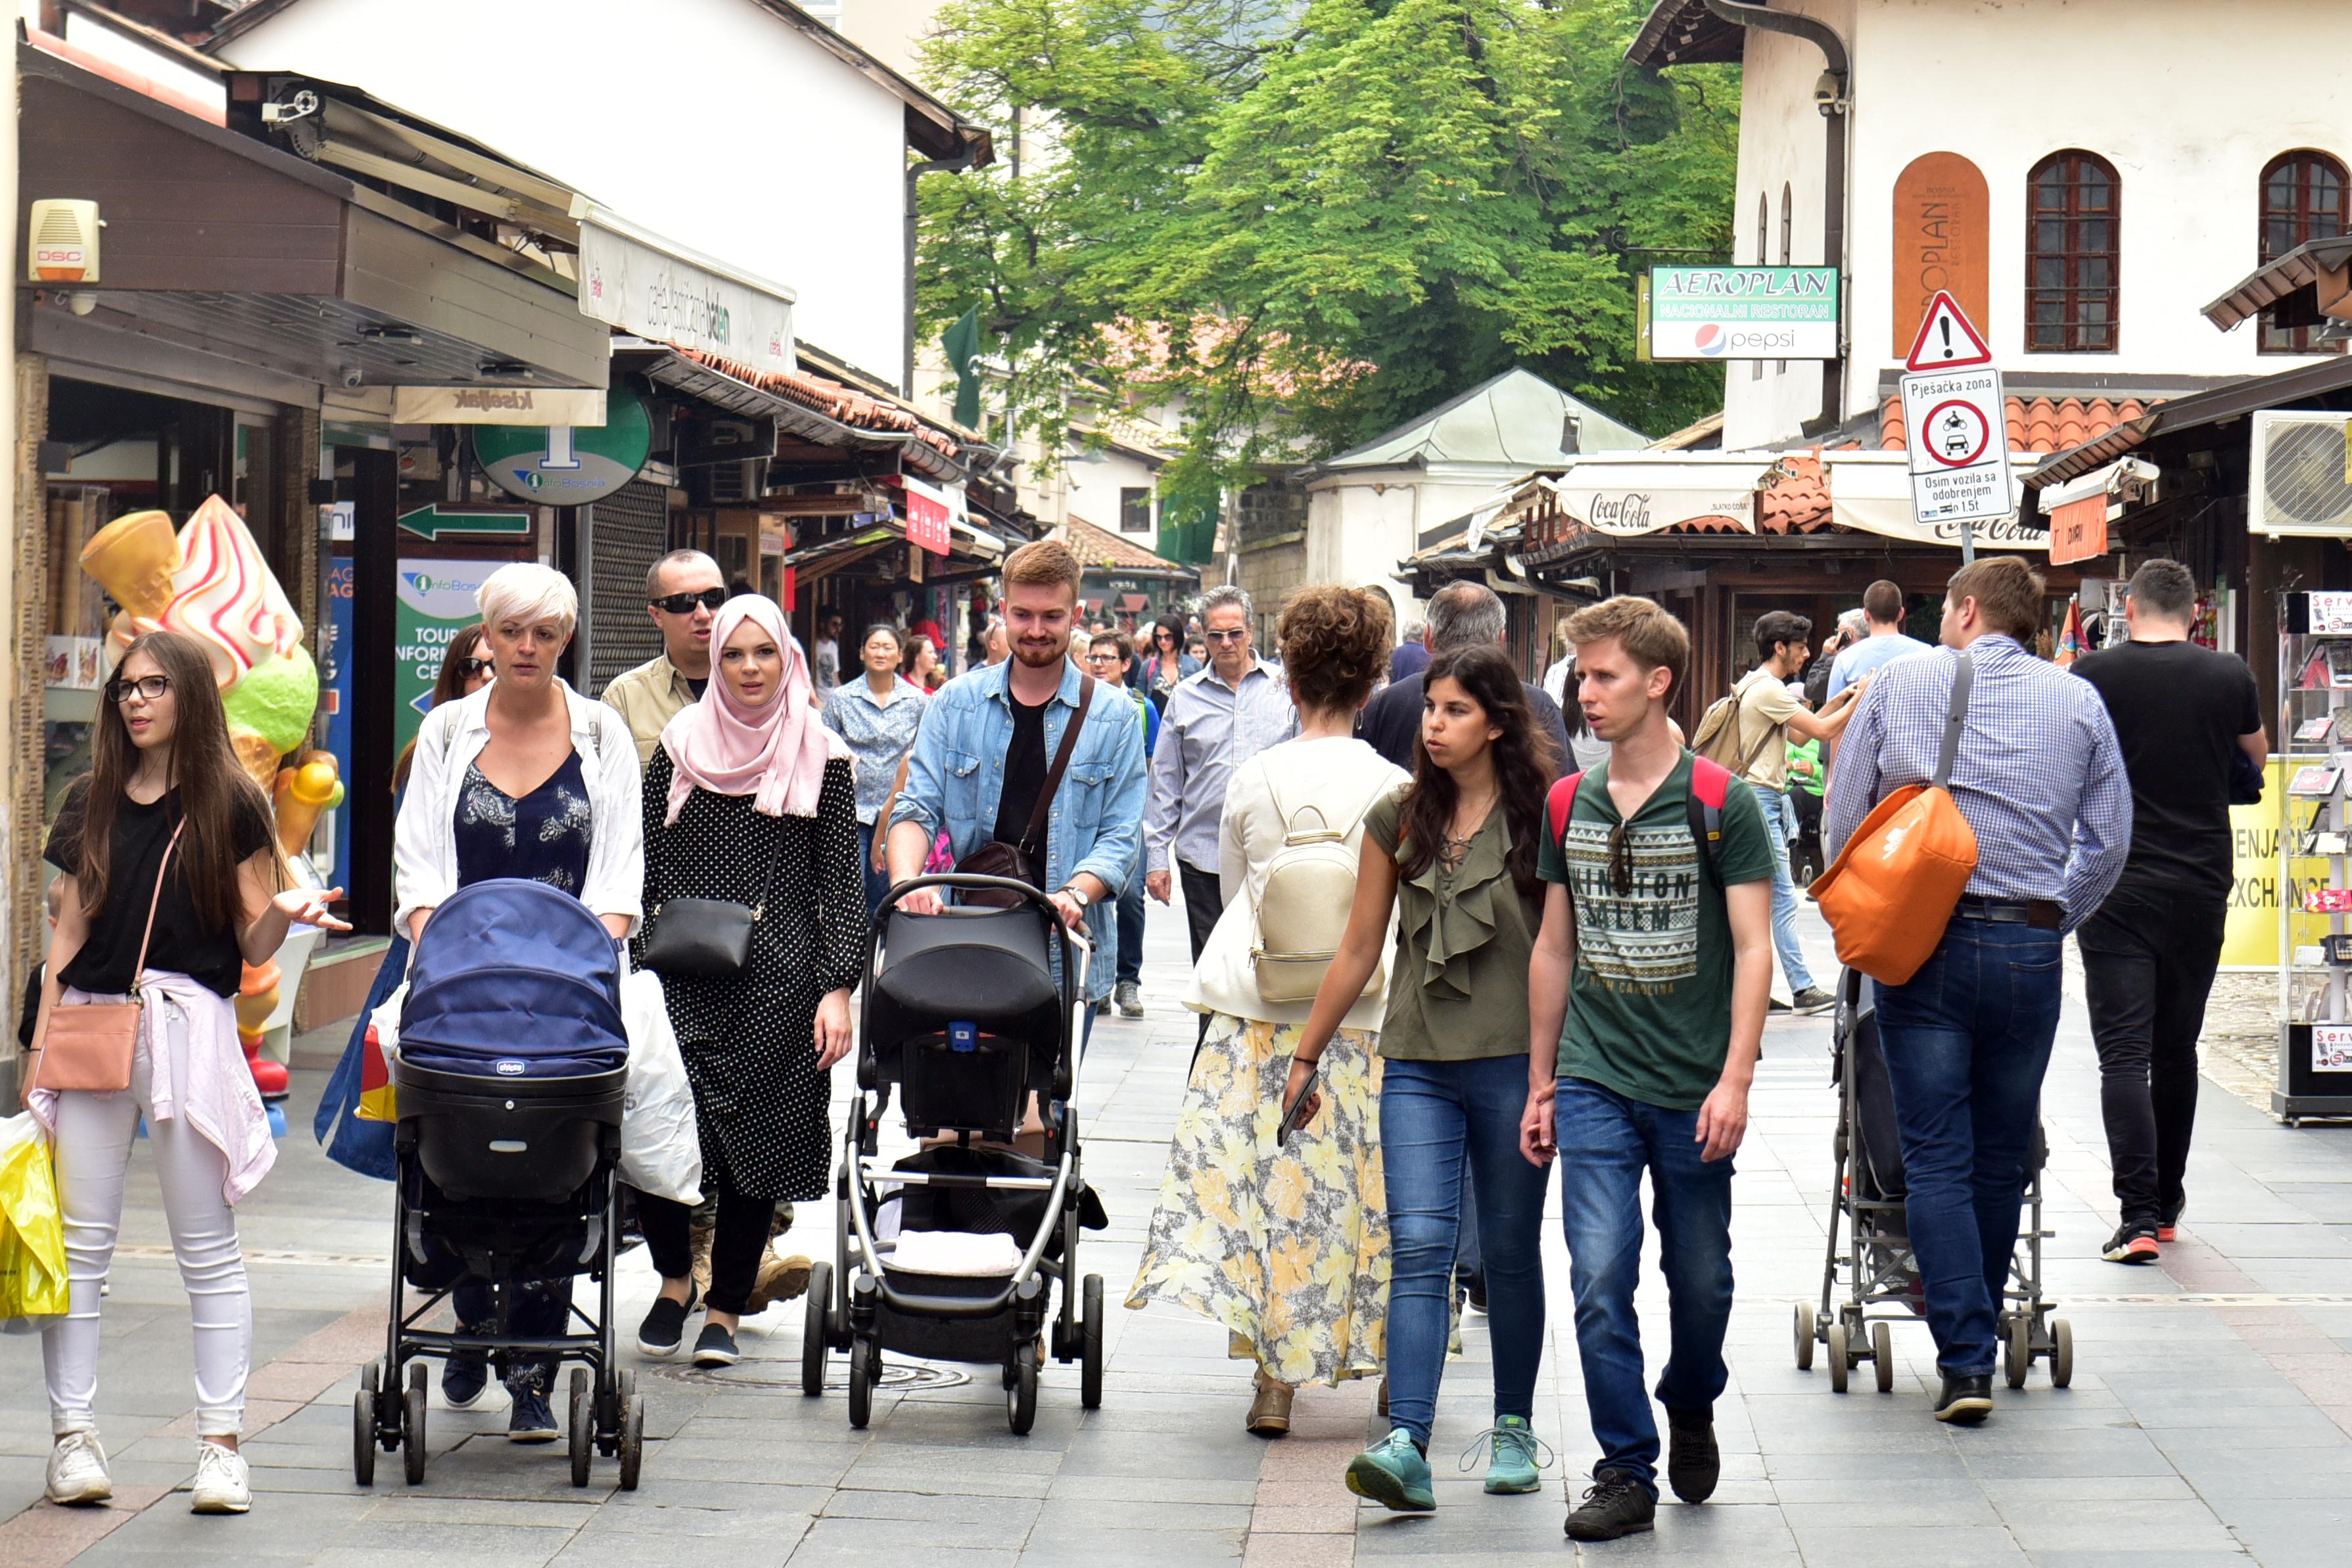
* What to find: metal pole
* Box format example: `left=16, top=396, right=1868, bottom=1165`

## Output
left=1960, top=519, right=1976, bottom=565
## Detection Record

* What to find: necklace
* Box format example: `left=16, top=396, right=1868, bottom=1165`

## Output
left=1441, top=788, right=1498, bottom=871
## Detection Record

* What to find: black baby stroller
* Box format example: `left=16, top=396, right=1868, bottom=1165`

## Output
left=804, top=873, right=1106, bottom=1433
left=1798, top=967, right=2073, bottom=1393
left=354, top=879, right=647, bottom=1489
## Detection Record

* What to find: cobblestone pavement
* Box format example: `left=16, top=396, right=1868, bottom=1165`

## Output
left=6, top=901, right=2352, bottom=1566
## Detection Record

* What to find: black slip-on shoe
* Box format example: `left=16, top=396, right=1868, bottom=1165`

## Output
left=1934, top=1373, right=1993, bottom=1425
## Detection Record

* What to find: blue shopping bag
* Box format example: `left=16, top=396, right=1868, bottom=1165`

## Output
left=312, top=935, right=406, bottom=1181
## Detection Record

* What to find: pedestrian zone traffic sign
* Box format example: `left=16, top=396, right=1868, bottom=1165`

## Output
left=1900, top=363, right=2011, bottom=525
left=1903, top=289, right=1994, bottom=371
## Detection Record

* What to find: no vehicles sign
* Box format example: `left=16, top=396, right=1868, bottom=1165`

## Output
left=1900, top=291, right=2010, bottom=527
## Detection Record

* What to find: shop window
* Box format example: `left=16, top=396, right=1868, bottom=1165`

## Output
left=2025, top=150, right=2119, bottom=353
left=2261, top=150, right=2348, bottom=354
left=1119, top=486, right=1153, bottom=534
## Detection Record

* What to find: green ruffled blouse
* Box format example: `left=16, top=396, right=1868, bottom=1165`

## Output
left=1362, top=786, right=1538, bottom=1063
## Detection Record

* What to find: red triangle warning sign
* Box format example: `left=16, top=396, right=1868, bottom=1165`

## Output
left=1904, top=291, right=1994, bottom=371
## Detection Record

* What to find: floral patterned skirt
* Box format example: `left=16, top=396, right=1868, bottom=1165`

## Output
left=1125, top=1012, right=1388, bottom=1387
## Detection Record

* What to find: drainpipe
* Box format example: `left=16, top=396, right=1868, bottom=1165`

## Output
left=1701, top=0, right=1850, bottom=434
left=905, top=139, right=983, bottom=401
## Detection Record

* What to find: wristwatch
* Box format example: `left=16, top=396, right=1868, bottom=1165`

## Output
left=1058, top=885, right=1091, bottom=911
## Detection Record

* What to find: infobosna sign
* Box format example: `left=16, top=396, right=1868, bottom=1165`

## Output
left=1648, top=266, right=1840, bottom=361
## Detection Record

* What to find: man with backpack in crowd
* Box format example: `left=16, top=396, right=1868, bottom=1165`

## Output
left=1694, top=611, right=1864, bottom=1015
left=1827, top=555, right=2130, bottom=1426
left=1522, top=595, right=1775, bottom=1542
left=2071, top=559, right=2265, bottom=1265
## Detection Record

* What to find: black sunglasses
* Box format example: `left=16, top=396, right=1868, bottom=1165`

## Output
left=456, top=658, right=494, bottom=680
left=649, top=587, right=728, bottom=615
left=1608, top=821, right=1634, bottom=897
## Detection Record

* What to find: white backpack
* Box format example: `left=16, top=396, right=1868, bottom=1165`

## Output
left=1250, top=773, right=1390, bottom=1005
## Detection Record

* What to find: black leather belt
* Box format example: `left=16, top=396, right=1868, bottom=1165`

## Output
left=1954, top=894, right=2062, bottom=931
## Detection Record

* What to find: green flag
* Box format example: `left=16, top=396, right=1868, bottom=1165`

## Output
left=942, top=305, right=983, bottom=428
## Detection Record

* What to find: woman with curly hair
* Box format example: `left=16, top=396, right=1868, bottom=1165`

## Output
left=1285, top=643, right=1560, bottom=1512
left=1128, top=586, right=1407, bottom=1435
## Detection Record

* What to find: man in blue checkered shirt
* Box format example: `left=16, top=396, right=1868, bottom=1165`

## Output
left=1826, top=555, right=2131, bottom=1428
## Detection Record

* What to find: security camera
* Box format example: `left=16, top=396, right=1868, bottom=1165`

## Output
left=336, top=365, right=364, bottom=390
left=1814, top=72, right=1847, bottom=115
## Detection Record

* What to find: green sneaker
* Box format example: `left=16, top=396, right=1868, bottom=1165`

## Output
left=1345, top=1427, right=1436, bottom=1512
left=1462, top=1414, right=1551, bottom=1494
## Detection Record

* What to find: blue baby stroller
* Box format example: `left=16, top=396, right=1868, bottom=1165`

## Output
left=352, top=879, right=646, bottom=1489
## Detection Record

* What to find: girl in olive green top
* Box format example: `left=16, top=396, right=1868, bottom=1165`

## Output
left=1287, top=645, right=1559, bottom=1513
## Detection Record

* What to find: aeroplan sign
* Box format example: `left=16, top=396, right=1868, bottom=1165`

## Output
left=1646, top=266, right=1840, bottom=361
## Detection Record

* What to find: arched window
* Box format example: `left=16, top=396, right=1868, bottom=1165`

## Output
left=2025, top=150, right=2119, bottom=352
left=1754, top=193, right=1769, bottom=380
left=2261, top=150, right=2348, bottom=354
left=1779, top=183, right=1793, bottom=264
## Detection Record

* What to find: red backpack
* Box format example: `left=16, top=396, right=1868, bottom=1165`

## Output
left=1545, top=755, right=1733, bottom=887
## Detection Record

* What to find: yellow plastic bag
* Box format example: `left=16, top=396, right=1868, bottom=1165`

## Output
left=0, top=1112, right=69, bottom=1329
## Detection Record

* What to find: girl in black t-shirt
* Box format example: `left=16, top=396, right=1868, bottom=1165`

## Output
left=31, top=630, right=346, bottom=1517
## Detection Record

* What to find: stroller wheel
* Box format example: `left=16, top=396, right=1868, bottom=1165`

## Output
left=352, top=1390, right=377, bottom=1486
left=847, top=1337, right=876, bottom=1429
left=1080, top=1275, right=1104, bottom=1412
left=568, top=1369, right=593, bottom=1488
left=2004, top=1314, right=2032, bottom=1389
left=1871, top=1322, right=1894, bottom=1393
left=1825, top=1324, right=1850, bottom=1393
left=617, top=1393, right=644, bottom=1491
left=1006, top=1341, right=1039, bottom=1436
left=2050, top=1319, right=2073, bottom=1389
left=402, top=1380, right=429, bottom=1486
left=803, top=1262, right=834, bottom=1397
left=1793, top=1303, right=1815, bottom=1371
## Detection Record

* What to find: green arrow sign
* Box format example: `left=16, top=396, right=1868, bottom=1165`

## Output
left=398, top=505, right=534, bottom=542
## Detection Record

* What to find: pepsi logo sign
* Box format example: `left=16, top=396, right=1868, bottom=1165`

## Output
left=1694, top=324, right=1728, bottom=356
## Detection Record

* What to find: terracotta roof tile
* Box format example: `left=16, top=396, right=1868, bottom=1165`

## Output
left=1879, top=394, right=2154, bottom=456
left=678, top=348, right=960, bottom=462
left=1062, top=515, right=1189, bottom=574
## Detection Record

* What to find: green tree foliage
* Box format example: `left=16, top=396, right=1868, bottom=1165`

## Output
left=918, top=0, right=1737, bottom=482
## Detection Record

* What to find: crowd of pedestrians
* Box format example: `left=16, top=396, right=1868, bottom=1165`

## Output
left=24, top=530, right=2261, bottom=1540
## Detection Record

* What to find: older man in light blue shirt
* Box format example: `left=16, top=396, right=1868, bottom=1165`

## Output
left=1144, top=585, right=1297, bottom=1040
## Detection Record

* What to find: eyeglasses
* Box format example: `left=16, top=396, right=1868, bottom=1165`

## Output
left=456, top=658, right=494, bottom=680
left=649, top=587, right=728, bottom=615
left=1607, top=821, right=1634, bottom=897
left=1202, top=628, right=1248, bottom=644
left=106, top=674, right=171, bottom=704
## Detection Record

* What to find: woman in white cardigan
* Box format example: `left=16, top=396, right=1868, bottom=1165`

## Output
left=1127, top=585, right=1408, bottom=1437
left=391, top=562, right=644, bottom=1441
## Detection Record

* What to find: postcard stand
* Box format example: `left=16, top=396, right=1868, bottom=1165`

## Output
left=2276, top=591, right=2352, bottom=1122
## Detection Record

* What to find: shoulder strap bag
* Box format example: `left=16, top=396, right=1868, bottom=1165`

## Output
left=640, top=800, right=791, bottom=980
left=1808, top=653, right=1981, bottom=986
left=957, top=676, right=1096, bottom=908
left=33, top=818, right=187, bottom=1094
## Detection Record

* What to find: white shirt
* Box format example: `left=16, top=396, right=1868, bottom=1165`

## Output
left=394, top=680, right=646, bottom=939
left=1187, top=737, right=1408, bottom=1030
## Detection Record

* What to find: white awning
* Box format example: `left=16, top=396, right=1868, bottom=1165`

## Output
left=571, top=200, right=797, bottom=379
left=1543, top=453, right=1776, bottom=536
left=1822, top=453, right=2048, bottom=553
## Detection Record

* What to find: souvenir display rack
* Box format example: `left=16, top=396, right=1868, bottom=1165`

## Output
left=2275, top=591, right=2352, bottom=1122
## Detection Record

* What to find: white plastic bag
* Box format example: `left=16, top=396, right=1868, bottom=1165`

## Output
left=619, top=969, right=703, bottom=1205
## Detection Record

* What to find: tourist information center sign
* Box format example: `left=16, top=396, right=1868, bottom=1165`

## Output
left=1647, top=265, right=1840, bottom=360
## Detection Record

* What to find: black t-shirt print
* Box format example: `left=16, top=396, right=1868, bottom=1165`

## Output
left=47, top=780, right=277, bottom=999
left=993, top=691, right=1051, bottom=850
left=2073, top=639, right=2263, bottom=903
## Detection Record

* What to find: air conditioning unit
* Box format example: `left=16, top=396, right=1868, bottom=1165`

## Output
left=702, top=459, right=767, bottom=505
left=27, top=199, right=101, bottom=283
left=2251, top=411, right=2352, bottom=537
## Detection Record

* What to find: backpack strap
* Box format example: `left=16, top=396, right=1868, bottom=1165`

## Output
left=1686, top=754, right=1729, bottom=888
left=1546, top=771, right=1584, bottom=846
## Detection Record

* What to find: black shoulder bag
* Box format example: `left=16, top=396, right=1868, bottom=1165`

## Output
left=955, top=676, right=1095, bottom=908
left=640, top=804, right=791, bottom=980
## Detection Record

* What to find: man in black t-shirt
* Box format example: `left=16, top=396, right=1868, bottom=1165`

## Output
left=2072, top=559, right=2266, bottom=1265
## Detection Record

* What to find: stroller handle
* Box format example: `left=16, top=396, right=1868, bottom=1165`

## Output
left=873, top=871, right=1079, bottom=971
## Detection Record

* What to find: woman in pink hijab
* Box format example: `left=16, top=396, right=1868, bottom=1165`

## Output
left=631, top=595, right=868, bottom=1368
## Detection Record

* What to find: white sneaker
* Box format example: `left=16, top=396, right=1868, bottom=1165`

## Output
left=45, top=1430, right=113, bottom=1506
left=189, top=1440, right=250, bottom=1515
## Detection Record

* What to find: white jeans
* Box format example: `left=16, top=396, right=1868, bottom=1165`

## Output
left=41, top=996, right=251, bottom=1438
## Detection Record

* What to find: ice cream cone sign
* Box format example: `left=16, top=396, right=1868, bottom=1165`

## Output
left=273, top=753, right=346, bottom=859
left=80, top=494, right=320, bottom=786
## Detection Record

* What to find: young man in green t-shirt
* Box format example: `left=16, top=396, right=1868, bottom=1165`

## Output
left=1521, top=595, right=1774, bottom=1542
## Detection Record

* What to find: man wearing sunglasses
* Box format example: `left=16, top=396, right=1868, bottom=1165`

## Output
left=1522, top=595, right=1774, bottom=1542
left=601, top=550, right=727, bottom=766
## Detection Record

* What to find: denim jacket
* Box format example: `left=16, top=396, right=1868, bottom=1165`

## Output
left=893, top=657, right=1148, bottom=999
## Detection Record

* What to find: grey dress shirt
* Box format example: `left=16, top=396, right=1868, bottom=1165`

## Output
left=1144, top=659, right=1298, bottom=875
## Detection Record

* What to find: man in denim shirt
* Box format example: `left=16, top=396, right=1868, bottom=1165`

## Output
left=887, top=540, right=1148, bottom=1007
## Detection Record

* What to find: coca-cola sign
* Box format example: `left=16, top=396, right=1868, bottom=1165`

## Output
left=1568, top=486, right=1755, bottom=536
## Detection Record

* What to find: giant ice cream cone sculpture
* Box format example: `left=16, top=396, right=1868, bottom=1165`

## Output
left=80, top=494, right=319, bottom=786
left=237, top=961, right=290, bottom=1100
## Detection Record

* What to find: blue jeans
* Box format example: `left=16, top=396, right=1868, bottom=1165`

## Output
left=1116, top=868, right=1146, bottom=986
left=1754, top=787, right=1815, bottom=993
left=858, top=821, right=892, bottom=916
left=1875, top=917, right=2063, bottom=1377
left=1378, top=1055, right=1549, bottom=1446
left=1554, top=1078, right=1734, bottom=1496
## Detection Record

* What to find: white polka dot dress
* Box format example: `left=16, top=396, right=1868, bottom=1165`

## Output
left=636, top=751, right=868, bottom=1201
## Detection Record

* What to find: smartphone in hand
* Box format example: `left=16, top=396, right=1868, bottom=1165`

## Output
left=1277, top=1061, right=1321, bottom=1141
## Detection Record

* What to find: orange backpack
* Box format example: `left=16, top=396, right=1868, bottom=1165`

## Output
left=1808, top=653, right=1979, bottom=985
